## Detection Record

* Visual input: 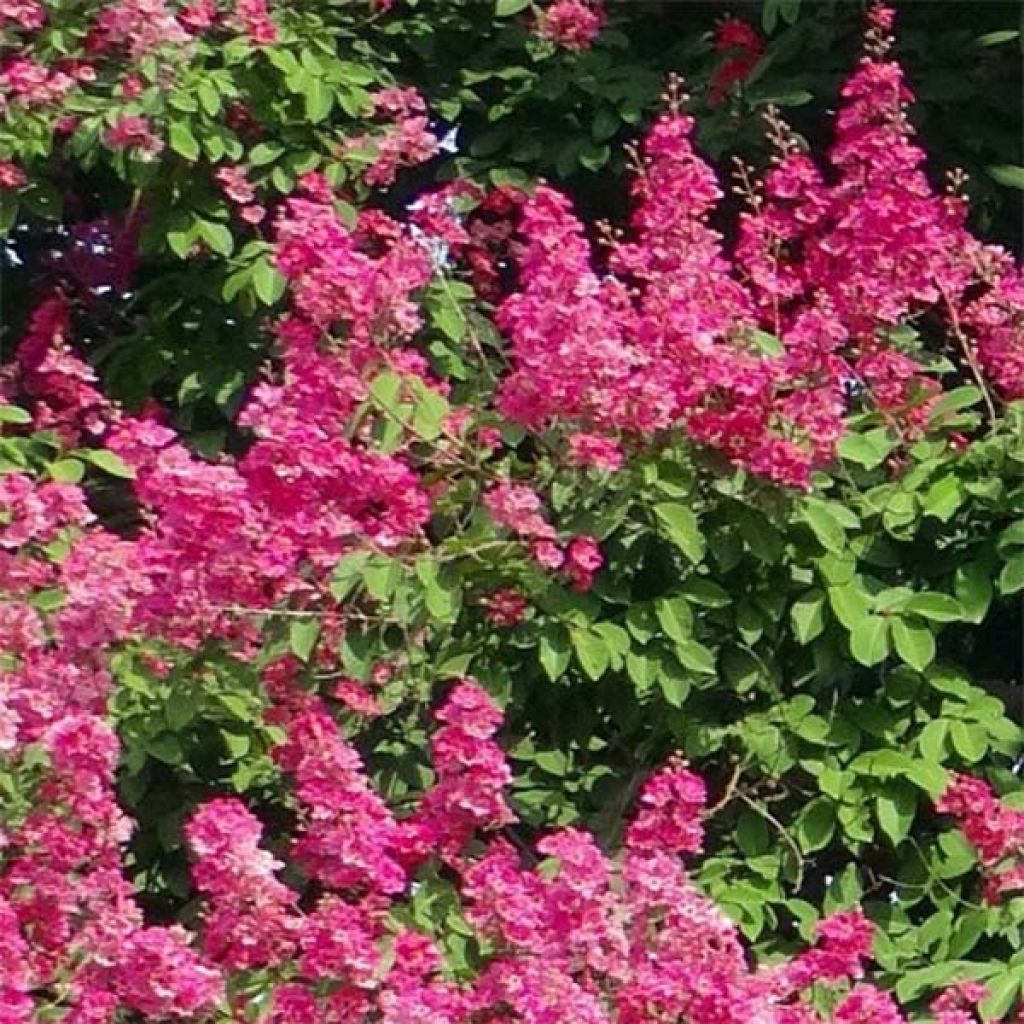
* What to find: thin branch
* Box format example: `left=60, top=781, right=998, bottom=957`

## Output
left=705, top=759, right=743, bottom=815
left=736, top=791, right=805, bottom=891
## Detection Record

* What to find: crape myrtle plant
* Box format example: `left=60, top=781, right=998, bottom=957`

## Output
left=1, top=0, right=1024, bottom=1021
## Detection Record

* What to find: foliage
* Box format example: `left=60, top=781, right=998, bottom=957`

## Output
left=0, top=1, right=1023, bottom=1022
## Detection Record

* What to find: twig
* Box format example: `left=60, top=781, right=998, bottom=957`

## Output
left=737, top=790, right=805, bottom=891
left=706, top=758, right=743, bottom=815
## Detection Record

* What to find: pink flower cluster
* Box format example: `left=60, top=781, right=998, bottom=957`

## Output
left=232, top=0, right=277, bottom=45
left=536, top=0, right=605, bottom=51
left=0, top=0, right=44, bottom=32
left=104, top=115, right=164, bottom=157
left=90, top=0, right=190, bottom=61
left=0, top=714, right=223, bottom=1020
left=0, top=159, right=26, bottom=188
left=214, top=163, right=266, bottom=224
left=936, top=772, right=1024, bottom=902
left=484, top=483, right=604, bottom=589
left=0, top=6, right=1020, bottom=1018
left=710, top=17, right=764, bottom=105
left=497, top=5, right=1023, bottom=487
left=160, top=685, right=961, bottom=1022
left=343, top=87, right=439, bottom=187
left=0, top=56, right=76, bottom=108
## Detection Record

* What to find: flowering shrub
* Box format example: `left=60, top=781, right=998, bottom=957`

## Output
left=1, top=1, right=1023, bottom=1021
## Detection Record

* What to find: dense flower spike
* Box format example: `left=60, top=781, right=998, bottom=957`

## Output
left=500, top=4, right=1022, bottom=484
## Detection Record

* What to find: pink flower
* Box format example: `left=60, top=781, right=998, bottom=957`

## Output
left=564, top=534, right=602, bottom=591
left=214, top=164, right=256, bottom=204
left=536, top=0, right=604, bottom=51
left=531, top=539, right=565, bottom=570
left=119, top=74, right=143, bottom=98
left=568, top=432, right=623, bottom=471
left=710, top=18, right=764, bottom=105
left=178, top=0, right=217, bottom=33
left=626, top=756, right=706, bottom=855
left=112, top=927, right=224, bottom=1018
left=0, top=0, right=44, bottom=31
left=232, top=0, right=277, bottom=45
left=104, top=116, right=164, bottom=157
left=0, top=161, right=26, bottom=189
left=333, top=678, right=383, bottom=716
left=481, top=588, right=528, bottom=627
left=484, top=482, right=555, bottom=540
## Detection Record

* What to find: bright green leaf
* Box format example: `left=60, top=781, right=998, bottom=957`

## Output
left=849, top=616, right=890, bottom=667
left=904, top=592, right=963, bottom=622
left=892, top=617, right=935, bottom=671
left=653, top=503, right=705, bottom=563
left=289, top=618, right=320, bottom=662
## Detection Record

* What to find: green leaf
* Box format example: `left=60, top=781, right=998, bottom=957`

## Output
left=410, top=384, right=450, bottom=441
left=674, top=639, right=716, bottom=675
left=81, top=449, right=136, bottom=479
left=999, top=554, right=1024, bottom=595
left=837, top=431, right=890, bottom=470
left=904, top=592, right=963, bottom=622
left=796, top=798, right=835, bottom=852
left=538, top=625, right=571, bottom=681
left=876, top=783, right=916, bottom=846
left=430, top=290, right=467, bottom=343
left=849, top=616, right=890, bottom=667
left=918, top=719, right=948, bottom=762
left=802, top=500, right=846, bottom=553
left=305, top=78, right=334, bottom=122
left=658, top=659, right=690, bottom=707
left=892, top=617, right=935, bottom=671
left=735, top=507, right=783, bottom=563
left=790, top=589, right=826, bottom=645
left=146, top=733, right=184, bottom=765
left=249, top=142, right=285, bottom=166
left=998, top=519, right=1024, bottom=549
left=928, top=385, right=982, bottom=422
left=735, top=811, right=770, bottom=856
left=197, top=81, right=221, bottom=117
left=364, top=557, right=400, bottom=601
left=369, top=371, right=403, bottom=415
left=496, top=0, right=530, bottom=14
left=415, top=558, right=462, bottom=622
left=252, top=259, right=287, bottom=305
left=954, top=561, right=993, bottom=623
left=678, top=578, right=731, bottom=608
left=922, top=474, right=963, bottom=522
left=905, top=758, right=948, bottom=797
left=949, top=720, right=988, bottom=763
left=625, top=650, right=658, bottom=693
left=980, top=969, right=1023, bottom=1020
left=330, top=551, right=370, bottom=601
left=169, top=121, right=200, bottom=161
left=653, top=503, right=705, bottom=563
left=655, top=597, right=692, bottom=643
left=221, top=729, right=250, bottom=758
left=289, top=618, right=320, bottom=662
left=198, top=220, right=234, bottom=257
left=827, top=582, right=871, bottom=629
left=571, top=628, right=609, bottom=681
left=0, top=405, right=31, bottom=425
left=49, top=458, right=85, bottom=483
left=987, top=164, right=1024, bottom=190
left=535, top=750, right=568, bottom=776
left=166, top=694, right=199, bottom=731
left=975, top=28, right=1019, bottom=46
